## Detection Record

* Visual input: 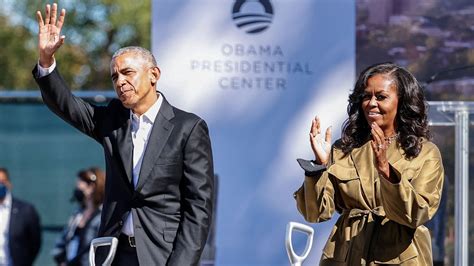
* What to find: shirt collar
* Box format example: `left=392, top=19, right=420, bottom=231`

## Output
left=0, top=192, right=12, bottom=208
left=131, top=92, right=163, bottom=124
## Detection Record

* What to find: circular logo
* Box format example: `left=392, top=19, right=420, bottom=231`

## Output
left=232, top=0, right=274, bottom=34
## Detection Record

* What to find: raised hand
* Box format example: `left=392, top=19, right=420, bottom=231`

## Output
left=369, top=122, right=391, bottom=179
left=36, top=3, right=66, bottom=67
left=309, top=116, right=332, bottom=166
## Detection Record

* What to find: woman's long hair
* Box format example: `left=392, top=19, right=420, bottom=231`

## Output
left=78, top=167, right=105, bottom=208
left=340, top=62, right=430, bottom=159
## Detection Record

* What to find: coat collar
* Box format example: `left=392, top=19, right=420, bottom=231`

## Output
left=135, top=96, right=175, bottom=191
left=116, top=93, right=175, bottom=188
left=117, top=110, right=134, bottom=186
left=348, top=140, right=406, bottom=201
left=349, top=140, right=406, bottom=178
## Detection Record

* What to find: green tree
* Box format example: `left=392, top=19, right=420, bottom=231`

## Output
left=0, top=0, right=151, bottom=90
left=0, top=15, right=37, bottom=90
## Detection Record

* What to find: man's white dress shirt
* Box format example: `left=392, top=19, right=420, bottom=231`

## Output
left=0, top=193, right=12, bottom=266
left=122, top=96, right=162, bottom=236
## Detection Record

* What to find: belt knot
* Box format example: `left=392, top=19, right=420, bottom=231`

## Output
left=344, top=207, right=384, bottom=222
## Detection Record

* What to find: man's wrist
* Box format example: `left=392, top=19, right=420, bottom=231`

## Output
left=39, top=54, right=55, bottom=68
left=37, top=58, right=57, bottom=77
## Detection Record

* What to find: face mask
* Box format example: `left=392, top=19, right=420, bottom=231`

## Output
left=0, top=184, right=8, bottom=199
left=71, top=188, right=85, bottom=203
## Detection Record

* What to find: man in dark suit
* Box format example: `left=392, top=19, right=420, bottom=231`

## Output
left=0, top=168, right=42, bottom=266
left=34, top=3, right=214, bottom=265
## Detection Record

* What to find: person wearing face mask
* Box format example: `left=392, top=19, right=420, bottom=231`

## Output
left=0, top=167, right=42, bottom=266
left=294, top=62, right=444, bottom=265
left=52, top=167, right=105, bottom=266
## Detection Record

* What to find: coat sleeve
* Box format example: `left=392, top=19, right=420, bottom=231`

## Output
left=26, top=203, right=42, bottom=264
left=380, top=143, right=444, bottom=228
left=33, top=65, right=100, bottom=141
left=294, top=160, right=336, bottom=223
left=167, top=119, right=214, bottom=266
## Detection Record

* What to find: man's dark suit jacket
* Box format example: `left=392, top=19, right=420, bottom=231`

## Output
left=34, top=67, right=214, bottom=265
left=9, top=197, right=42, bottom=266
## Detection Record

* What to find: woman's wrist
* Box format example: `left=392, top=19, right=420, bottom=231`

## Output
left=379, top=163, right=400, bottom=183
left=313, top=158, right=327, bottom=166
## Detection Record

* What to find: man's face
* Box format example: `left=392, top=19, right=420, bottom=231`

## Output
left=0, top=171, right=12, bottom=190
left=110, top=52, right=160, bottom=113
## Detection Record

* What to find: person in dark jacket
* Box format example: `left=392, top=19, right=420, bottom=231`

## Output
left=0, top=167, right=42, bottom=266
left=52, top=167, right=105, bottom=266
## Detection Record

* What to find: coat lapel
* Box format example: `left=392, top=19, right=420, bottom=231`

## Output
left=136, top=97, right=175, bottom=191
left=350, top=141, right=408, bottom=200
left=387, top=144, right=406, bottom=171
left=116, top=115, right=134, bottom=185
left=350, top=142, right=375, bottom=202
left=8, top=199, right=20, bottom=238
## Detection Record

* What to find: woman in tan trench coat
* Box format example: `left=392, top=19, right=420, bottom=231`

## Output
left=294, top=62, right=444, bottom=265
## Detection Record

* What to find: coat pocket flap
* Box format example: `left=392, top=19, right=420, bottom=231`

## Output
left=327, top=165, right=359, bottom=181
left=163, top=227, right=178, bottom=243
left=155, top=157, right=180, bottom=165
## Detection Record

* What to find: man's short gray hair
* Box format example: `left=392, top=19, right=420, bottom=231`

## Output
left=111, top=46, right=158, bottom=68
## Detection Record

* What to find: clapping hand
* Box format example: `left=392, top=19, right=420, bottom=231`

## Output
left=369, top=122, right=392, bottom=180
left=36, top=3, right=66, bottom=67
left=309, top=116, right=332, bottom=166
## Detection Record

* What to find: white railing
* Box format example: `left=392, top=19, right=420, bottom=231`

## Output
left=428, top=101, right=474, bottom=266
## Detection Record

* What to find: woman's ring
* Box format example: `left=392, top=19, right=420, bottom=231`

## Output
left=378, top=144, right=383, bottom=149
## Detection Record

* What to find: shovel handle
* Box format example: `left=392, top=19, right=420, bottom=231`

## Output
left=285, top=222, right=314, bottom=266
left=89, top=237, right=118, bottom=266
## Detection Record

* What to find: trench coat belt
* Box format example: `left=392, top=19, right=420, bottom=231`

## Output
left=340, top=207, right=385, bottom=242
left=343, top=207, right=384, bottom=220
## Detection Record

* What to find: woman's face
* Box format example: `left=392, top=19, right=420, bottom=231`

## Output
left=361, top=74, right=399, bottom=136
left=76, top=179, right=94, bottom=199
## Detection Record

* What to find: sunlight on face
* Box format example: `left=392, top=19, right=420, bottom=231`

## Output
left=361, top=74, right=399, bottom=135
left=110, top=53, right=158, bottom=114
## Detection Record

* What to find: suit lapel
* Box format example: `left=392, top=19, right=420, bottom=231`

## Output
left=8, top=199, right=19, bottom=237
left=116, top=115, right=134, bottom=185
left=136, top=97, right=175, bottom=191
